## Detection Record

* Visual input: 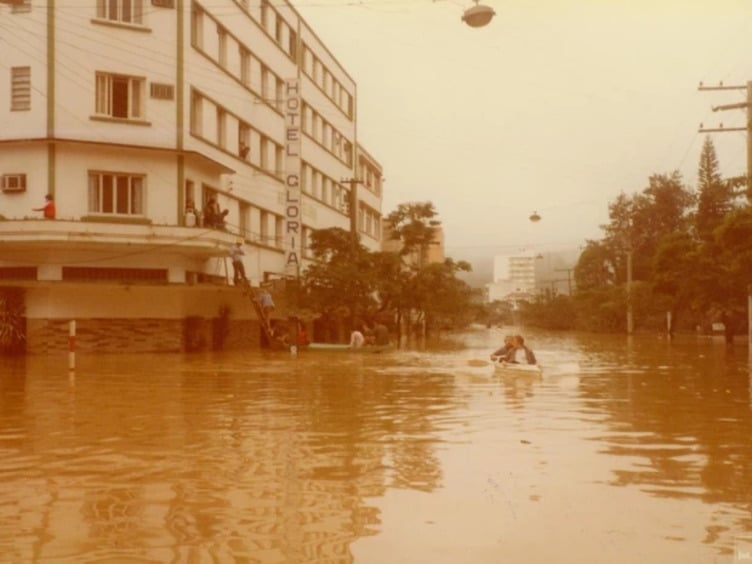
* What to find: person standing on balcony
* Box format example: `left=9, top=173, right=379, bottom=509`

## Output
left=204, top=196, right=228, bottom=229
left=229, top=240, right=246, bottom=285
left=33, top=194, right=55, bottom=219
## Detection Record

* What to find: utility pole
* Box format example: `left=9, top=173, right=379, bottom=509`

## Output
left=699, top=81, right=752, bottom=348
left=626, top=248, right=633, bottom=334
left=698, top=80, right=752, bottom=200
left=340, top=177, right=363, bottom=249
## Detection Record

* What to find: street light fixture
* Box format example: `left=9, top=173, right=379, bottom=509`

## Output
left=461, top=0, right=496, bottom=28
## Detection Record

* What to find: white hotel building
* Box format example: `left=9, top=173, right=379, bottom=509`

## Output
left=0, top=0, right=384, bottom=354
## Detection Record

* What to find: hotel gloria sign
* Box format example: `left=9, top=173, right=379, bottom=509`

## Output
left=284, top=78, right=301, bottom=276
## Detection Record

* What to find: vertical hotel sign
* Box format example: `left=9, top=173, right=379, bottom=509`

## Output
left=284, top=78, right=301, bottom=276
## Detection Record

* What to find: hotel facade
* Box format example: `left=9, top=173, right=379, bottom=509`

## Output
left=0, top=0, right=384, bottom=354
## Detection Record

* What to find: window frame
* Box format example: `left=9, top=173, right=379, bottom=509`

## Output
left=88, top=171, right=146, bottom=216
left=95, top=72, right=145, bottom=120
left=96, top=0, right=144, bottom=26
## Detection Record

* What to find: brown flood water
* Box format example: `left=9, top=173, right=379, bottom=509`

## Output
left=1, top=328, right=752, bottom=563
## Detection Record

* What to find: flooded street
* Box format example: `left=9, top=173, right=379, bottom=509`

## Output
left=2, top=328, right=752, bottom=563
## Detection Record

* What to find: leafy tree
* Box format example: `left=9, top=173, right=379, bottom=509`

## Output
left=699, top=207, right=752, bottom=341
left=574, top=239, right=616, bottom=291
left=600, top=191, right=634, bottom=283
left=370, top=250, right=408, bottom=313
left=651, top=231, right=700, bottom=333
left=577, top=172, right=695, bottom=331
left=629, top=172, right=694, bottom=281
left=300, top=204, right=476, bottom=342
left=404, top=258, right=473, bottom=335
left=519, top=294, right=577, bottom=330
left=301, top=227, right=376, bottom=322
left=386, top=201, right=441, bottom=265
left=573, top=287, right=626, bottom=332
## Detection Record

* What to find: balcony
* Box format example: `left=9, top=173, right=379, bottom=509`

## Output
left=0, top=219, right=241, bottom=287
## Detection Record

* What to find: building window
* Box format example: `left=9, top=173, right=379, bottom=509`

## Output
left=332, top=184, right=341, bottom=207
left=260, top=0, right=270, bottom=30
left=89, top=171, right=144, bottom=215
left=342, top=140, right=353, bottom=166
left=239, top=47, right=251, bottom=86
left=190, top=91, right=202, bottom=136
left=275, top=216, right=284, bottom=248
left=96, top=0, right=143, bottom=25
left=10, top=67, right=31, bottom=111
left=274, top=17, right=283, bottom=43
left=239, top=202, right=250, bottom=240
left=260, top=137, right=268, bottom=170
left=216, top=108, right=226, bottom=149
left=96, top=73, right=144, bottom=119
left=301, top=226, right=310, bottom=258
left=191, top=5, right=203, bottom=49
left=261, top=66, right=270, bottom=101
left=259, top=210, right=269, bottom=245
left=288, top=29, right=297, bottom=59
left=217, top=25, right=227, bottom=68
left=321, top=177, right=330, bottom=206
left=239, top=123, right=250, bottom=160
left=275, top=145, right=283, bottom=177
left=275, top=77, right=284, bottom=109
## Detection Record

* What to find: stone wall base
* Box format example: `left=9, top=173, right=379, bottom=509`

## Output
left=25, top=317, right=265, bottom=355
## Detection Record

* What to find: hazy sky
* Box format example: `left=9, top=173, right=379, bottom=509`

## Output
left=294, top=0, right=752, bottom=262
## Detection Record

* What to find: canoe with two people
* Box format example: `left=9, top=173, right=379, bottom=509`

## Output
left=490, top=334, right=541, bottom=375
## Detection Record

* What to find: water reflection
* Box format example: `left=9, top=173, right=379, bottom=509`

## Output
left=1, top=331, right=751, bottom=562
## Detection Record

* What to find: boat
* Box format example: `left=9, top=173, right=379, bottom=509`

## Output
left=303, top=342, right=395, bottom=353
left=494, top=361, right=543, bottom=377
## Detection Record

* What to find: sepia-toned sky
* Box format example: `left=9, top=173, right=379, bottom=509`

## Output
left=295, top=0, right=752, bottom=261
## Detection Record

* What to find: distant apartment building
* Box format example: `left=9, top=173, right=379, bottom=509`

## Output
left=381, top=221, right=445, bottom=267
left=355, top=145, right=384, bottom=245
left=486, top=253, right=537, bottom=303
left=0, top=0, right=383, bottom=353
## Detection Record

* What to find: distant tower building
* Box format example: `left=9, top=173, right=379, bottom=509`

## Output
left=486, top=252, right=537, bottom=303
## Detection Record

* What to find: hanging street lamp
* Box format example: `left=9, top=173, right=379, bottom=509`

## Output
left=461, top=1, right=496, bottom=28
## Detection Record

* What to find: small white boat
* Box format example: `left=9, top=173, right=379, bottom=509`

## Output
left=305, top=342, right=395, bottom=353
left=494, top=361, right=543, bottom=376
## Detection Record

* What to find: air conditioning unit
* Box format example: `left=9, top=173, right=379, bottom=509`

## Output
left=1, top=174, right=26, bottom=193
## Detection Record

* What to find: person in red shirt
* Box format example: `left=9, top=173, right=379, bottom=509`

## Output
left=33, top=194, right=56, bottom=219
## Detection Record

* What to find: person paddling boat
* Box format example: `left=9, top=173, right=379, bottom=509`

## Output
left=490, top=335, right=514, bottom=362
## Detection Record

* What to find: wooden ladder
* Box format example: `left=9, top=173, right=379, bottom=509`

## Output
left=238, top=280, right=276, bottom=345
